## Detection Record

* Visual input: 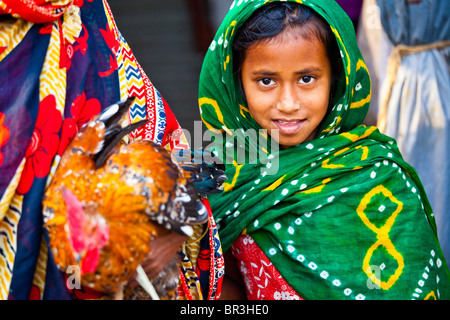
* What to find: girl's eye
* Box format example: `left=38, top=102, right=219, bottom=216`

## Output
left=299, top=76, right=314, bottom=84
left=259, top=78, right=275, bottom=86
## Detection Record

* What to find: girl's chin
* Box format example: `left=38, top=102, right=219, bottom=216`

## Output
left=276, top=137, right=305, bottom=150
left=276, top=131, right=317, bottom=150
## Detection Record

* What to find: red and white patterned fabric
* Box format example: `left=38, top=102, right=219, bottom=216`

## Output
left=231, top=234, right=303, bottom=300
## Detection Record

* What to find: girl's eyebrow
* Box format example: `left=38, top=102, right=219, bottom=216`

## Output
left=295, top=67, right=322, bottom=75
left=251, top=70, right=277, bottom=76
left=251, top=68, right=323, bottom=76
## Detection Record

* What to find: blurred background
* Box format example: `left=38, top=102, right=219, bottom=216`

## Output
left=107, top=0, right=233, bottom=135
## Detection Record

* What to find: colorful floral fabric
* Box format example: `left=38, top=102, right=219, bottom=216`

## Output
left=0, top=0, right=222, bottom=300
left=199, top=0, right=450, bottom=299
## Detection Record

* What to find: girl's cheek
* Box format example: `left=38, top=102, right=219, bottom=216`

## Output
left=256, top=91, right=277, bottom=108
left=247, top=95, right=268, bottom=112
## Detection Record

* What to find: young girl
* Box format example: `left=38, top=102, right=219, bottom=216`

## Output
left=199, top=0, right=450, bottom=299
left=0, top=0, right=223, bottom=300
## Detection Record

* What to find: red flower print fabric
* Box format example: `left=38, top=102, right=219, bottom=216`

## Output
left=58, top=92, right=101, bottom=155
left=0, top=112, right=10, bottom=167
left=16, top=95, right=62, bottom=195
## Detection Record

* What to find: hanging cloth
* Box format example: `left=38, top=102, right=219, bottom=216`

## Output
left=375, top=0, right=450, bottom=265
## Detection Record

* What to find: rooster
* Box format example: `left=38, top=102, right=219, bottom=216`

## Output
left=42, top=97, right=224, bottom=299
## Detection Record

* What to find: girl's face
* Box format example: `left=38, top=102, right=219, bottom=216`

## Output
left=240, top=26, right=332, bottom=149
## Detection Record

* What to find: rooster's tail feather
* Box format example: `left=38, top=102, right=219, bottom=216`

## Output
left=173, top=148, right=227, bottom=197
left=94, top=96, right=148, bottom=168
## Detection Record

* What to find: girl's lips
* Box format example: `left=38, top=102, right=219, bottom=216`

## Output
left=273, top=119, right=305, bottom=135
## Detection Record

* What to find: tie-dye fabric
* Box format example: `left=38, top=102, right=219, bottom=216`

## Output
left=199, top=0, right=450, bottom=299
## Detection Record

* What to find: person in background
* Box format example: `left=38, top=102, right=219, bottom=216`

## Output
left=358, top=0, right=450, bottom=267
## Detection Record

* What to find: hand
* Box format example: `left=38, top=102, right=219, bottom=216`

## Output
left=127, top=231, right=188, bottom=288
left=219, top=250, right=247, bottom=299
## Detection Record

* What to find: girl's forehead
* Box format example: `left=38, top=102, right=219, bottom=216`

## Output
left=257, top=25, right=324, bottom=45
left=250, top=34, right=318, bottom=53
left=243, top=35, right=330, bottom=76
left=245, top=28, right=328, bottom=61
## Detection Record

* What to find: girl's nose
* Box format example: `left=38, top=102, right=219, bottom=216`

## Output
left=276, top=87, right=300, bottom=113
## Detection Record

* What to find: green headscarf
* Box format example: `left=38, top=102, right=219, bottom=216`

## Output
left=199, top=0, right=450, bottom=299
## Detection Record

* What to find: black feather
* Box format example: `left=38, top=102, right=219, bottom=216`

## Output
left=99, top=96, right=135, bottom=129
left=93, top=97, right=149, bottom=168
left=173, top=148, right=227, bottom=197
left=94, top=119, right=148, bottom=168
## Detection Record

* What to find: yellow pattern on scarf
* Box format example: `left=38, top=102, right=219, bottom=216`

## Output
left=341, top=126, right=377, bottom=143
left=350, top=60, right=371, bottom=109
left=262, top=174, right=287, bottom=192
left=223, top=164, right=244, bottom=192
left=357, top=185, right=405, bottom=290
left=330, top=26, right=350, bottom=84
left=322, top=145, right=369, bottom=170
left=199, top=97, right=232, bottom=135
